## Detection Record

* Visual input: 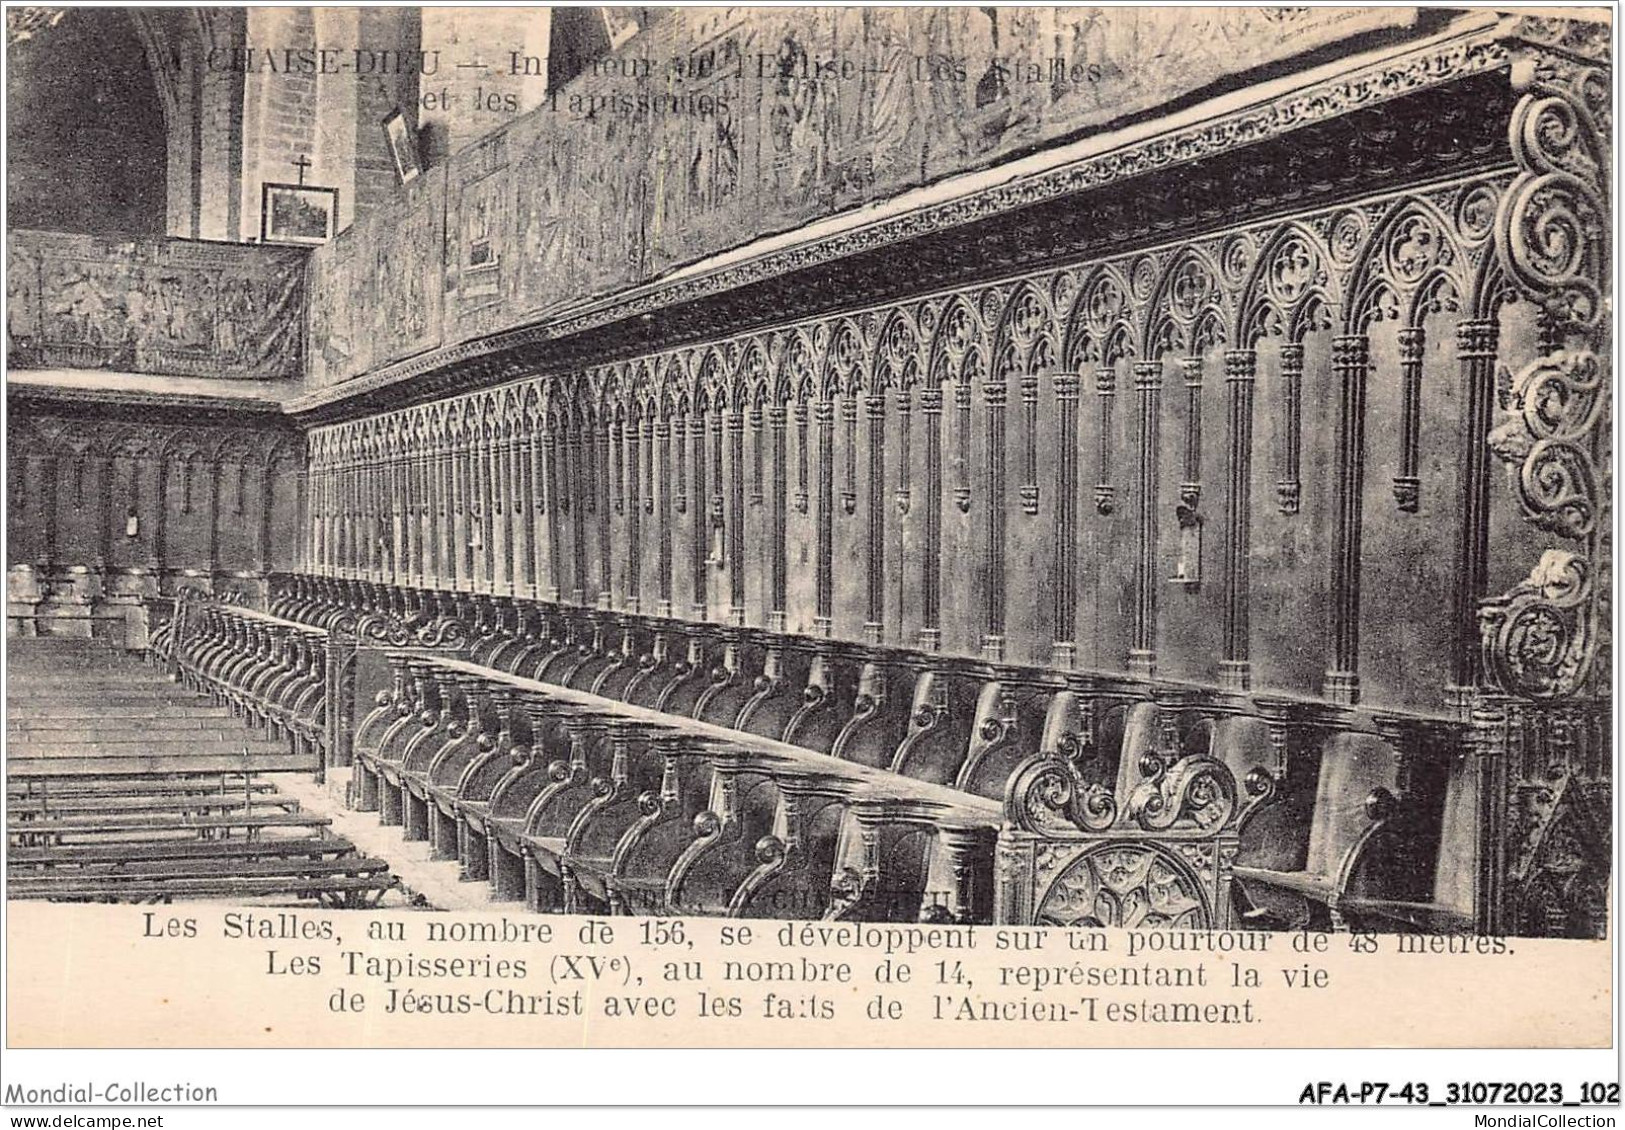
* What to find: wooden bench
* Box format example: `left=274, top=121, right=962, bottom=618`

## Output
left=10, top=794, right=302, bottom=818
left=11, top=874, right=395, bottom=906
left=8, top=810, right=333, bottom=846
left=7, top=836, right=361, bottom=869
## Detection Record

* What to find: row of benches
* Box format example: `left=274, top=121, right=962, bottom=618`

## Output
left=7, top=636, right=393, bottom=908
left=8, top=776, right=394, bottom=906
left=202, top=576, right=1485, bottom=931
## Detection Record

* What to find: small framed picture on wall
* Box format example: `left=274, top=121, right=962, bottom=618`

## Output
left=260, top=182, right=338, bottom=246
left=383, top=108, right=422, bottom=185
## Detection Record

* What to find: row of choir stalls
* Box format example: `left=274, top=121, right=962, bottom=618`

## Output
left=139, top=13, right=1609, bottom=937
left=6, top=393, right=305, bottom=646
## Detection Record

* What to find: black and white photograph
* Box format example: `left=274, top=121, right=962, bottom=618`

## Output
left=0, top=1, right=1616, bottom=1122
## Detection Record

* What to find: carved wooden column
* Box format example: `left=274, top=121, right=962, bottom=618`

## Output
left=981, top=378, right=1007, bottom=661
left=328, top=447, right=344, bottom=578
left=598, top=411, right=614, bottom=608
left=1326, top=333, right=1371, bottom=705
left=367, top=443, right=381, bottom=578
left=1221, top=348, right=1257, bottom=691
left=328, top=452, right=342, bottom=578
left=323, top=448, right=336, bottom=578
left=624, top=409, right=642, bottom=613
left=391, top=443, right=407, bottom=584
left=1467, top=693, right=1509, bottom=935
left=793, top=399, right=810, bottom=515
left=691, top=405, right=710, bottom=619
left=1450, top=319, right=1500, bottom=699
left=1276, top=342, right=1304, bottom=514
left=326, top=450, right=339, bottom=578
left=864, top=390, right=886, bottom=644
left=840, top=393, right=858, bottom=519
left=953, top=378, right=972, bottom=514
left=368, top=442, right=383, bottom=580
left=612, top=412, right=625, bottom=518
left=204, top=458, right=221, bottom=577
left=375, top=442, right=391, bottom=582
left=9, top=454, right=31, bottom=567
left=1093, top=366, right=1117, bottom=515
left=493, top=423, right=513, bottom=595
left=1129, top=359, right=1162, bottom=677
left=1180, top=355, right=1204, bottom=511
left=149, top=456, right=165, bottom=576
left=656, top=411, right=674, bottom=616
left=1019, top=373, right=1040, bottom=515
left=814, top=397, right=835, bottom=635
left=476, top=422, right=497, bottom=592
left=351, top=444, right=366, bottom=579
left=575, top=408, right=594, bottom=601
left=451, top=427, right=471, bottom=592
left=405, top=429, right=423, bottom=588
left=407, top=436, right=420, bottom=584
left=528, top=407, right=549, bottom=599
left=95, top=454, right=114, bottom=568
left=513, top=414, right=534, bottom=598
left=728, top=403, right=746, bottom=625
left=254, top=459, right=273, bottom=577
left=358, top=441, right=372, bottom=579
left=333, top=451, right=347, bottom=578
left=919, top=384, right=943, bottom=651
left=749, top=403, right=765, bottom=508
left=768, top=402, right=788, bottom=632
left=433, top=434, right=453, bottom=591
left=673, top=402, right=689, bottom=521
left=342, top=444, right=356, bottom=577
left=894, top=385, right=912, bottom=516
left=294, top=468, right=308, bottom=575
left=1051, top=371, right=1080, bottom=667
left=307, top=458, right=322, bottom=576
left=1393, top=326, right=1426, bottom=513
left=543, top=415, right=564, bottom=602
left=338, top=445, right=351, bottom=575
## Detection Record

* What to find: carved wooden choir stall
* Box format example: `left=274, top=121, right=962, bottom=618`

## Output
left=10, top=11, right=1611, bottom=935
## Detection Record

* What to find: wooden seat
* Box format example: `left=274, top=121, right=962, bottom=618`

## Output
left=1231, top=718, right=1463, bottom=930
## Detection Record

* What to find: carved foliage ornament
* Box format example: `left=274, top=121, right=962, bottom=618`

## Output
left=1006, top=751, right=1239, bottom=837
left=1036, top=843, right=1209, bottom=930
left=1489, top=348, right=1606, bottom=540
left=1479, top=549, right=1595, bottom=701
left=1483, top=42, right=1611, bottom=702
